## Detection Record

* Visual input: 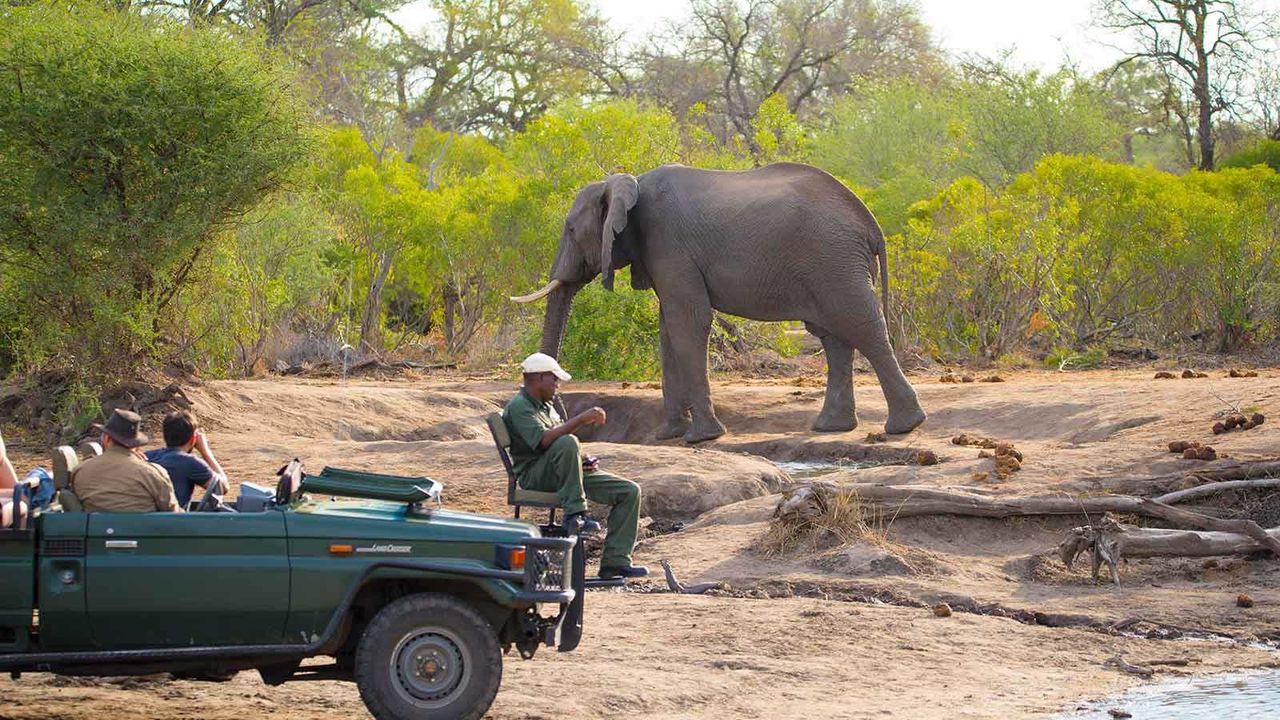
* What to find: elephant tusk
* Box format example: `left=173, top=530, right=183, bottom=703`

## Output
left=510, top=279, right=562, bottom=303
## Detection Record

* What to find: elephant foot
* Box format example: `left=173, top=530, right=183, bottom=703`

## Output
left=811, top=411, right=857, bottom=433
left=656, top=420, right=690, bottom=441
left=683, top=418, right=726, bottom=444
left=885, top=407, right=927, bottom=435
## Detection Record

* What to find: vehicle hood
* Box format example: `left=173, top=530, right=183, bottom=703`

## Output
left=286, top=500, right=539, bottom=544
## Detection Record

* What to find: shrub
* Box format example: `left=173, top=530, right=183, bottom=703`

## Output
left=528, top=271, right=661, bottom=381
left=0, top=5, right=310, bottom=380
left=1220, top=140, right=1280, bottom=174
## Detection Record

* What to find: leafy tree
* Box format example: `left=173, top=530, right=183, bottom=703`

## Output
left=389, top=0, right=610, bottom=133
left=811, top=66, right=1125, bottom=233
left=636, top=0, right=937, bottom=162
left=0, top=3, right=310, bottom=378
left=1095, top=0, right=1278, bottom=170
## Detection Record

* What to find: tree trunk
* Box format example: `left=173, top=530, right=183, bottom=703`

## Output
left=442, top=281, right=458, bottom=350
left=359, top=250, right=396, bottom=355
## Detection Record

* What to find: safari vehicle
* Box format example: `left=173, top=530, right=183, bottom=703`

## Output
left=0, top=440, right=601, bottom=720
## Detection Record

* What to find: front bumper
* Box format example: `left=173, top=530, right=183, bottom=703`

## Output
left=511, top=535, right=577, bottom=605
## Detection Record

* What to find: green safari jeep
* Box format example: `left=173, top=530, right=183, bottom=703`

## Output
left=0, top=454, right=594, bottom=720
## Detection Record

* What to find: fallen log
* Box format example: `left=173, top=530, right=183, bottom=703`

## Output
left=1109, top=459, right=1280, bottom=496
left=774, top=482, right=1280, bottom=583
left=780, top=482, right=1280, bottom=555
left=1078, top=524, right=1280, bottom=559
left=1155, top=478, right=1280, bottom=505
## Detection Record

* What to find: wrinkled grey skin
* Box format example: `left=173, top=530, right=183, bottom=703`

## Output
left=532, top=163, right=926, bottom=443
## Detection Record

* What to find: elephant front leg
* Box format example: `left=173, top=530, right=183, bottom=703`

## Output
left=660, top=299, right=725, bottom=444
left=806, top=322, right=857, bottom=432
left=655, top=311, right=691, bottom=440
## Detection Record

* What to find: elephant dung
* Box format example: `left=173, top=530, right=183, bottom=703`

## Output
left=913, top=449, right=939, bottom=466
left=1154, top=371, right=1177, bottom=379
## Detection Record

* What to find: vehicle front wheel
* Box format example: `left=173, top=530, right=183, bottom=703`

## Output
left=355, top=593, right=502, bottom=720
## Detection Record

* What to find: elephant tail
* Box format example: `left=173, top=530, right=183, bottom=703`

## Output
left=872, top=231, right=889, bottom=324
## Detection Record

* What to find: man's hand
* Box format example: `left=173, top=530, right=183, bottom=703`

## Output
left=193, top=429, right=229, bottom=481
left=575, top=407, right=607, bottom=426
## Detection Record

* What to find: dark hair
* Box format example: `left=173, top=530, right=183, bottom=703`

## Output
left=162, top=411, right=199, bottom=448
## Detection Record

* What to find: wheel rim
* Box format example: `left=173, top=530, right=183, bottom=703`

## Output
left=389, top=627, right=472, bottom=709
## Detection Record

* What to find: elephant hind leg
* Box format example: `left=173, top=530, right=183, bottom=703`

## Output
left=825, top=287, right=926, bottom=435
left=806, top=322, right=857, bottom=432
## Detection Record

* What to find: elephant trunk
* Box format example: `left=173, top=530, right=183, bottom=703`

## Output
left=539, top=284, right=580, bottom=359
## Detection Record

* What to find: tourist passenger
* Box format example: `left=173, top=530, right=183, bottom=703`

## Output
left=71, top=409, right=180, bottom=513
left=1, top=430, right=19, bottom=527
left=145, top=411, right=228, bottom=508
left=502, top=352, right=647, bottom=580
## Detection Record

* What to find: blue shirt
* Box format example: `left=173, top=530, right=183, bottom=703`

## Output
left=144, top=447, right=214, bottom=508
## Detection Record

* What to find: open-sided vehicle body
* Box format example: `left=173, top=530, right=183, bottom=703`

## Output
left=0, top=460, right=586, bottom=720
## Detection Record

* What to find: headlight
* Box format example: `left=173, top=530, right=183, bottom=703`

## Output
left=524, top=546, right=568, bottom=593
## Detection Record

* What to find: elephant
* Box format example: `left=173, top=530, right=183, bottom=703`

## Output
left=512, top=162, right=926, bottom=444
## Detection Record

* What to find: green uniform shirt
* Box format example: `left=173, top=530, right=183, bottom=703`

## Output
left=502, top=388, right=563, bottom=477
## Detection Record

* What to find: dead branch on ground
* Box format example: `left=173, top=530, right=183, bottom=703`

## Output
left=773, top=481, right=1280, bottom=583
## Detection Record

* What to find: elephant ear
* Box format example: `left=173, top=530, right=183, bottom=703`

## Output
left=600, top=173, right=639, bottom=291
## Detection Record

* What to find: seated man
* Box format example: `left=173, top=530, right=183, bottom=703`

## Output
left=71, top=409, right=180, bottom=513
left=146, top=411, right=228, bottom=508
left=503, top=353, right=646, bottom=580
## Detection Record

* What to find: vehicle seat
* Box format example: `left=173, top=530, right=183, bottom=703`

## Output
left=275, top=458, right=304, bottom=506
left=485, top=413, right=561, bottom=522
left=51, top=445, right=84, bottom=512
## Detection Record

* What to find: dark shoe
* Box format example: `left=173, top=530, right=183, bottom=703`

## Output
left=565, top=512, right=601, bottom=536
left=598, top=565, right=649, bottom=580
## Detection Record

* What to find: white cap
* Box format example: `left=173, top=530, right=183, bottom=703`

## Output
left=521, top=352, right=571, bottom=381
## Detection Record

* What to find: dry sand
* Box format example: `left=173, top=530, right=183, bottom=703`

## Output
left=3, top=367, right=1280, bottom=718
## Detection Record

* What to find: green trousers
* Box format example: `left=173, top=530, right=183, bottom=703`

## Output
left=517, top=435, right=641, bottom=568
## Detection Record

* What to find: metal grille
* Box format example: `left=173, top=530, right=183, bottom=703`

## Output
left=40, top=537, right=86, bottom=556
left=525, top=547, right=568, bottom=593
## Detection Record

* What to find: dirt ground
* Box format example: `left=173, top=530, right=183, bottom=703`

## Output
left=4, top=366, right=1280, bottom=719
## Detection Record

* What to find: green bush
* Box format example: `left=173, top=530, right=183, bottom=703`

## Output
left=0, top=4, right=310, bottom=379
left=1043, top=347, right=1106, bottom=370
left=1220, top=140, right=1280, bottom=173
left=527, top=271, right=660, bottom=381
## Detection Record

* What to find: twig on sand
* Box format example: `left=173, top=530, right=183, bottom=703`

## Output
left=1104, top=655, right=1155, bottom=678
left=659, top=559, right=723, bottom=594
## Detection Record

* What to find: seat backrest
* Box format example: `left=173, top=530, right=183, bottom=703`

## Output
left=51, top=446, right=78, bottom=491
left=275, top=458, right=304, bottom=506
left=51, top=446, right=84, bottom=512
left=485, top=413, right=519, bottom=504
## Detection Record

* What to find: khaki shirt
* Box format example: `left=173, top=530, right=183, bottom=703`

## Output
left=502, top=388, right=562, bottom=477
left=71, top=445, right=180, bottom=513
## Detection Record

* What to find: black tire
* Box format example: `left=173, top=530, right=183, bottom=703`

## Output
left=354, top=593, right=502, bottom=720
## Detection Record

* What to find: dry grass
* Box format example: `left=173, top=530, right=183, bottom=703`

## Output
left=759, top=486, right=898, bottom=559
